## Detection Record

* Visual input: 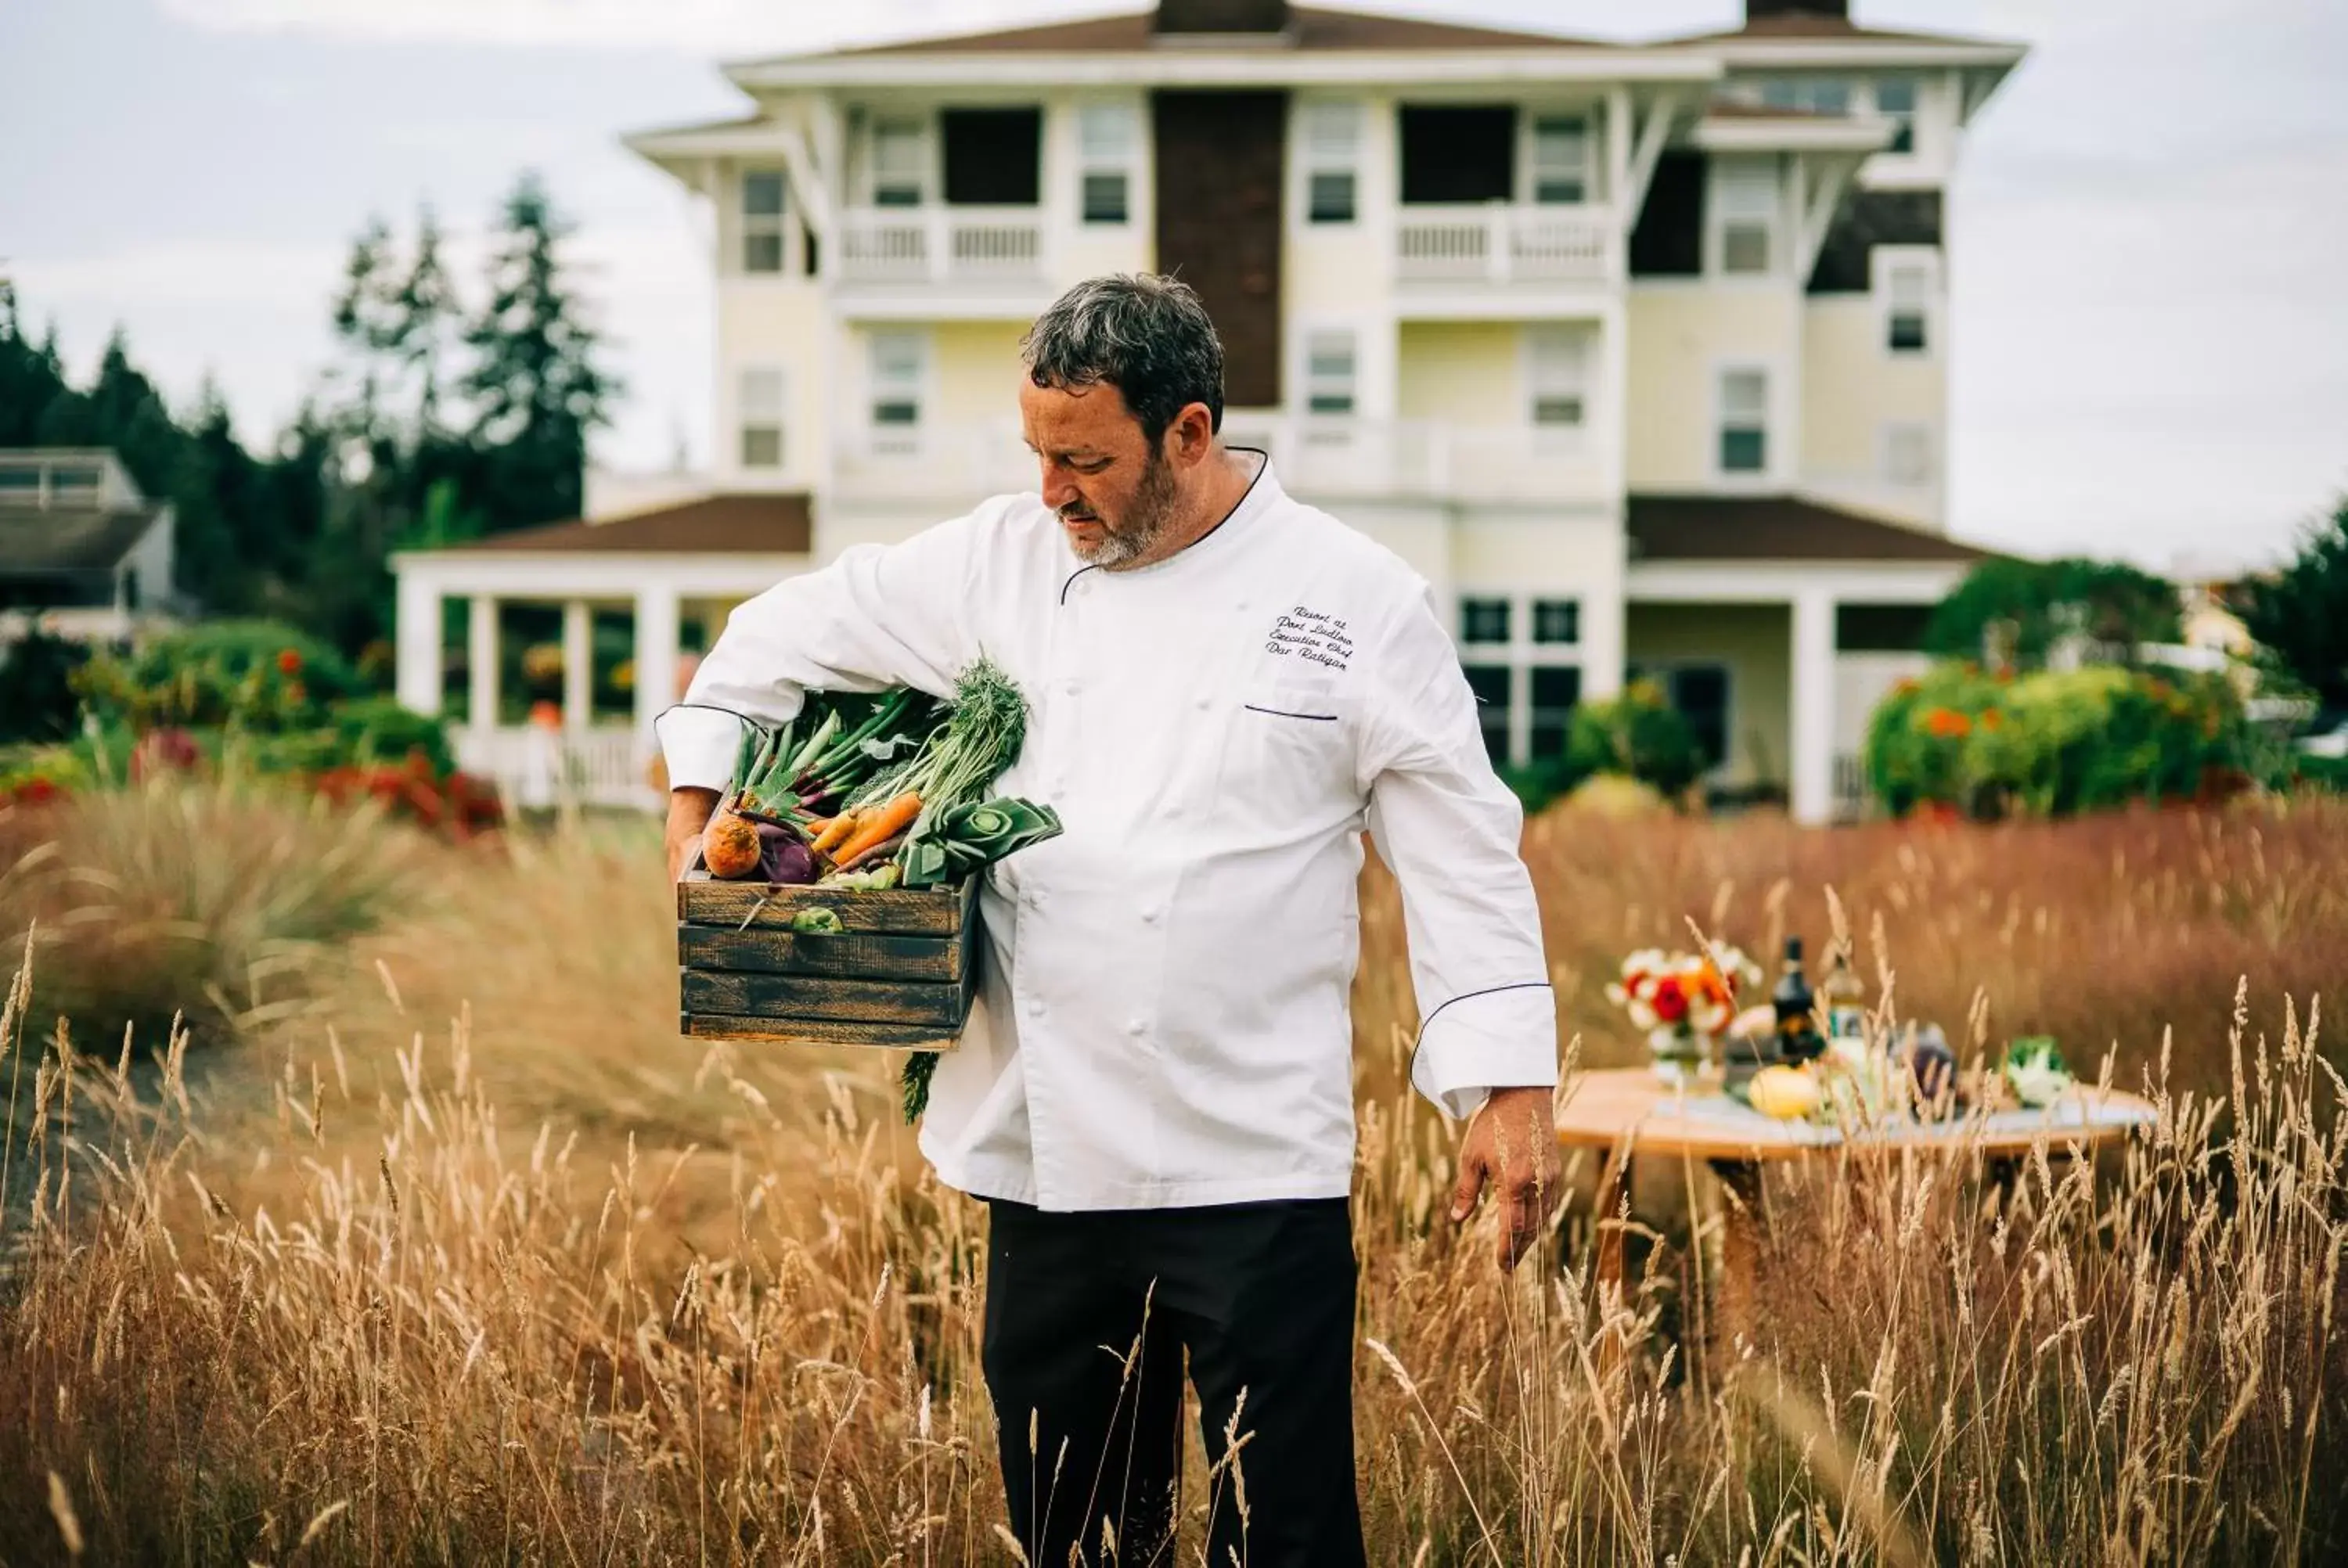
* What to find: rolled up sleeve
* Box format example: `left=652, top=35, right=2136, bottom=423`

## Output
left=1359, top=582, right=1558, bottom=1120
left=656, top=503, right=991, bottom=792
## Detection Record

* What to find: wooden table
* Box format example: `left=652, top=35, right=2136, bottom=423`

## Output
left=1554, top=1066, right=2159, bottom=1354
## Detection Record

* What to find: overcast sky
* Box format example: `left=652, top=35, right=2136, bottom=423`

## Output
left=2, top=0, right=2342, bottom=572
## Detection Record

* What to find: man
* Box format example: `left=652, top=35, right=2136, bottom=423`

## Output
left=658, top=275, right=1560, bottom=1566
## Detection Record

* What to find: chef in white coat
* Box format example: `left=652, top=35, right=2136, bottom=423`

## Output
left=659, top=274, right=1560, bottom=1568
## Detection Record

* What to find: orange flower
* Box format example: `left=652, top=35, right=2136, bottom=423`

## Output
left=1981, top=709, right=2004, bottom=731
left=276, top=648, right=303, bottom=676
left=1925, top=707, right=1972, bottom=739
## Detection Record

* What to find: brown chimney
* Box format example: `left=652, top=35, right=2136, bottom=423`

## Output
left=1154, top=0, right=1291, bottom=34
left=1745, top=1, right=1852, bottom=20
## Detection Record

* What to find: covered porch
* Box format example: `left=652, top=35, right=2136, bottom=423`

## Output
left=1622, top=495, right=1992, bottom=824
left=388, top=495, right=813, bottom=811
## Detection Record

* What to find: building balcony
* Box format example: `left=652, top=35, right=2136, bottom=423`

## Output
left=1393, top=205, right=1621, bottom=290
left=832, top=419, right=1608, bottom=508
left=836, top=207, right=1047, bottom=293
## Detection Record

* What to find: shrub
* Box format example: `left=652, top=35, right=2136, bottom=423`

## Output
left=0, top=627, right=91, bottom=743
left=1562, top=680, right=1705, bottom=802
left=1866, top=660, right=2262, bottom=818
left=74, top=618, right=362, bottom=732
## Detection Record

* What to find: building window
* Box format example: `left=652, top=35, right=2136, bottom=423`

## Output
left=1463, top=665, right=1513, bottom=763
left=870, top=117, right=927, bottom=207
left=1759, top=77, right=1852, bottom=116
left=1883, top=423, right=1934, bottom=485
left=1302, top=102, right=1359, bottom=224
left=1303, top=330, right=1357, bottom=418
left=1532, top=598, right=1579, bottom=646
left=1874, top=76, right=1918, bottom=154
left=1718, top=369, right=1768, bottom=474
left=1460, top=597, right=1511, bottom=646
left=1712, top=157, right=1778, bottom=276
left=739, top=367, right=786, bottom=469
left=1525, top=326, right=1589, bottom=435
left=1631, top=664, right=1732, bottom=772
left=1077, top=103, right=1137, bottom=225
left=1529, top=667, right=1582, bottom=761
left=741, top=170, right=788, bottom=274
left=868, top=333, right=925, bottom=444
left=1885, top=261, right=1931, bottom=353
left=1529, top=115, right=1590, bottom=205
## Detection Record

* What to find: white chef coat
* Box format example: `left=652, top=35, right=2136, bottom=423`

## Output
left=658, top=455, right=1556, bottom=1212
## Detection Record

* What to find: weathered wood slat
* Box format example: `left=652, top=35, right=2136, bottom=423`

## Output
left=678, top=871, right=973, bottom=936
left=679, top=926, right=961, bottom=983
left=680, top=1012, right=963, bottom=1049
left=680, top=969, right=967, bottom=1027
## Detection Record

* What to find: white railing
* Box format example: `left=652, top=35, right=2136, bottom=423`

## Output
left=1394, top=205, right=1615, bottom=286
left=456, top=725, right=657, bottom=812
left=834, top=425, right=1036, bottom=499
left=1220, top=417, right=1607, bottom=505
left=837, top=207, right=1046, bottom=286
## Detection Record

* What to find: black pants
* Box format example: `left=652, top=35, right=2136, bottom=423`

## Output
left=981, top=1196, right=1367, bottom=1568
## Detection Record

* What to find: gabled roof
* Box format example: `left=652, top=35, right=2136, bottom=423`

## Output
left=443, top=494, right=813, bottom=556
left=1662, top=13, right=2015, bottom=49
left=0, top=505, right=165, bottom=575
left=777, top=5, right=1608, bottom=62
left=1626, top=495, right=1994, bottom=564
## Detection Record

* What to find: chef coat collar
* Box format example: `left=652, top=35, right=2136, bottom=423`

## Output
left=1061, top=448, right=1280, bottom=594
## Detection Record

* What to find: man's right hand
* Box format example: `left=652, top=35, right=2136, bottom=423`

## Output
left=665, top=786, right=721, bottom=882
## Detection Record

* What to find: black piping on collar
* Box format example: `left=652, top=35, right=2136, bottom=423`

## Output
left=1053, top=445, right=1272, bottom=608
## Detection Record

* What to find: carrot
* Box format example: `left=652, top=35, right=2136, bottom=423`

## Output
left=808, top=813, right=859, bottom=856
left=833, top=829, right=909, bottom=874
left=831, top=791, right=920, bottom=866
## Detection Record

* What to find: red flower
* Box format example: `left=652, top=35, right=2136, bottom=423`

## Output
left=1649, top=976, right=1690, bottom=1025
left=276, top=649, right=303, bottom=676
left=13, top=779, right=58, bottom=806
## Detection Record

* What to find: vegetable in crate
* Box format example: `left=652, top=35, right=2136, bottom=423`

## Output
left=704, top=689, right=938, bottom=880
left=2002, top=1036, right=2073, bottom=1108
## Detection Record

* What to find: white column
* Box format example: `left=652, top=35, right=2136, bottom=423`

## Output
left=394, top=569, right=441, bottom=714
left=466, top=595, right=499, bottom=732
left=1791, top=588, right=1837, bottom=826
left=561, top=599, right=592, bottom=732
left=633, top=584, right=680, bottom=742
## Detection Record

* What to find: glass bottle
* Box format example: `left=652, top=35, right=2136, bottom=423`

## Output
left=1772, top=936, right=1823, bottom=1063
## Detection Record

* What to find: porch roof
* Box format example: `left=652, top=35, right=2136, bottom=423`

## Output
left=438, top=493, right=813, bottom=557
left=1626, top=494, right=1997, bottom=565
left=0, top=504, right=164, bottom=574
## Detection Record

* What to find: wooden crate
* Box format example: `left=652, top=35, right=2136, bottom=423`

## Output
left=676, top=868, right=978, bottom=1048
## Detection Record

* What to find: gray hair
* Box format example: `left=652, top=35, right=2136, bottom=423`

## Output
left=1020, top=274, right=1224, bottom=446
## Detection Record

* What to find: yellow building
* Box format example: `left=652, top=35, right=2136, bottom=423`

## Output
left=392, top=0, right=2025, bottom=822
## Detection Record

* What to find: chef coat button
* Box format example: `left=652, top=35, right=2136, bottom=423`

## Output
left=1140, top=904, right=1161, bottom=923
left=1023, top=996, right=1043, bottom=1017
left=1126, top=1018, right=1147, bottom=1038
left=1194, top=696, right=1212, bottom=711
left=1061, top=678, right=1079, bottom=696
left=1166, top=804, right=1184, bottom=820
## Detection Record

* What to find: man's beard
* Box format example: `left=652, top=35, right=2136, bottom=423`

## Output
left=1062, top=448, right=1179, bottom=570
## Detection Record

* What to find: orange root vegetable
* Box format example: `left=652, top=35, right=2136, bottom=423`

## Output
left=808, top=813, right=859, bottom=856
left=834, top=830, right=909, bottom=873
left=701, top=808, right=765, bottom=879
left=832, top=791, right=921, bottom=866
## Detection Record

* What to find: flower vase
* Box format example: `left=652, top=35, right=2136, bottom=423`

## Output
left=1648, top=1026, right=1710, bottom=1087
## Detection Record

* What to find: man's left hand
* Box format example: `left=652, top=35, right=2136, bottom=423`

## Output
left=1450, top=1084, right=1563, bottom=1271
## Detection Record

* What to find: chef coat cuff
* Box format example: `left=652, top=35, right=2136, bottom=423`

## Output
left=655, top=704, right=749, bottom=794
left=1410, top=983, right=1558, bottom=1121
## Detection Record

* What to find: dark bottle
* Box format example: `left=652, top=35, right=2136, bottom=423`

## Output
left=1772, top=937, right=1823, bottom=1063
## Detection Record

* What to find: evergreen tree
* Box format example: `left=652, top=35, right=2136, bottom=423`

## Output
left=391, top=205, right=459, bottom=437
left=2244, top=498, right=2348, bottom=718
left=462, top=173, right=618, bottom=529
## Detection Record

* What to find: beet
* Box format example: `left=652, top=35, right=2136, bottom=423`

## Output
left=755, top=823, right=817, bottom=884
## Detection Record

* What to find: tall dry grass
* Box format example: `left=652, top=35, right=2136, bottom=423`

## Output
left=0, top=793, right=2343, bottom=1563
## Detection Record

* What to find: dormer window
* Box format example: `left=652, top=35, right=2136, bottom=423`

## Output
left=1759, top=76, right=1852, bottom=116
